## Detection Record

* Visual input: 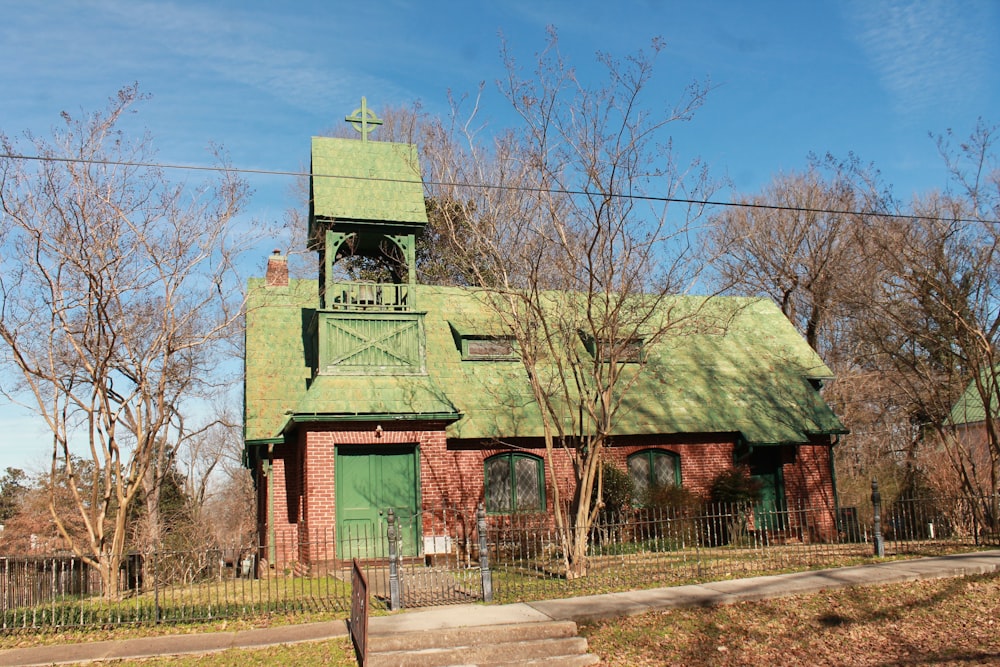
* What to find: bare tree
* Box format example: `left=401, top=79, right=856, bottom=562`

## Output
left=707, top=156, right=887, bottom=357
left=430, top=31, right=717, bottom=578
left=0, top=86, right=253, bottom=596
left=703, top=156, right=917, bottom=497
left=856, top=121, right=1000, bottom=516
left=176, top=411, right=255, bottom=546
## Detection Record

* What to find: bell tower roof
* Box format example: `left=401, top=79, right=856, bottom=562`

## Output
left=310, top=137, right=427, bottom=227
left=309, top=99, right=427, bottom=310
left=309, top=99, right=428, bottom=233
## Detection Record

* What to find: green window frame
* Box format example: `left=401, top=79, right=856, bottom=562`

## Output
left=484, top=453, right=545, bottom=513
left=628, top=449, right=680, bottom=499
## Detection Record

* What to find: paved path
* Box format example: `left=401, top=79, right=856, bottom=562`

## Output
left=2, top=550, right=999, bottom=666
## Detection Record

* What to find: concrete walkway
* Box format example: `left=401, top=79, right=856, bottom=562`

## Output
left=2, top=550, right=999, bottom=666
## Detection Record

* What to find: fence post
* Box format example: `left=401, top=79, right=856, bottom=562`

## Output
left=387, top=508, right=400, bottom=611
left=153, top=548, right=161, bottom=623
left=477, top=504, right=493, bottom=603
left=871, top=478, right=885, bottom=558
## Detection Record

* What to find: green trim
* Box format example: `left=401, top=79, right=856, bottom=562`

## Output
left=829, top=437, right=841, bottom=535
left=742, top=435, right=846, bottom=447
left=582, top=333, right=645, bottom=364
left=265, top=444, right=276, bottom=565
left=289, top=412, right=460, bottom=423
left=243, top=439, right=284, bottom=470
left=448, top=321, right=520, bottom=360
left=461, top=337, right=519, bottom=361
left=279, top=411, right=460, bottom=435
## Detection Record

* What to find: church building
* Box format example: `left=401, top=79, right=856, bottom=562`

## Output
left=243, top=103, right=847, bottom=565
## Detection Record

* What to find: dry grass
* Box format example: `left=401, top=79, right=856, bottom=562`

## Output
left=79, top=637, right=357, bottom=667
left=581, top=571, right=1000, bottom=666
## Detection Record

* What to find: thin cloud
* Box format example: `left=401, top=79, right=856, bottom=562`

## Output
left=71, top=0, right=408, bottom=113
left=847, top=0, right=996, bottom=123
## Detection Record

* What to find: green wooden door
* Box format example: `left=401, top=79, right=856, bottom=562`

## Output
left=746, top=447, right=787, bottom=533
left=336, top=445, right=419, bottom=558
left=752, top=470, right=786, bottom=532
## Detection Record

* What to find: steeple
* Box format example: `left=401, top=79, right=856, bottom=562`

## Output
left=308, top=98, right=427, bottom=311
left=305, top=100, right=430, bottom=378
left=309, top=98, right=427, bottom=310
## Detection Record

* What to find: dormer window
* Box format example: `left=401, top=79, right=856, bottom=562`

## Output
left=449, top=321, right=519, bottom=361
left=582, top=334, right=644, bottom=363
left=465, top=337, right=517, bottom=360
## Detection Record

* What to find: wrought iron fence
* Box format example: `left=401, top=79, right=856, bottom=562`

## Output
left=3, top=491, right=999, bottom=633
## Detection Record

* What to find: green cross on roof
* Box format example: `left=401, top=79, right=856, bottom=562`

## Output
left=345, top=97, right=383, bottom=142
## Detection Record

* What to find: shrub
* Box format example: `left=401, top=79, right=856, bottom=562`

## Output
left=595, top=462, right=634, bottom=519
left=709, top=465, right=761, bottom=505
left=705, top=466, right=761, bottom=546
left=642, top=484, right=704, bottom=515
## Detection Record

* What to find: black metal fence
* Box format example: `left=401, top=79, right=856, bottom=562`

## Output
left=349, top=559, right=368, bottom=667
left=3, top=490, right=999, bottom=633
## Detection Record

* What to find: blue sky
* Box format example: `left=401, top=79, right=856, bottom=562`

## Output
left=1, top=0, right=998, bottom=473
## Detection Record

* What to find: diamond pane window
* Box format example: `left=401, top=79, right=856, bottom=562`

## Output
left=628, top=454, right=652, bottom=499
left=484, top=453, right=545, bottom=513
left=628, top=449, right=680, bottom=499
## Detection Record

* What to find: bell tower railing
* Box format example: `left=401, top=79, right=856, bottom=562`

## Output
left=326, top=281, right=410, bottom=312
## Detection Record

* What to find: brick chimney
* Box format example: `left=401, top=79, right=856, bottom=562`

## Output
left=265, top=250, right=288, bottom=287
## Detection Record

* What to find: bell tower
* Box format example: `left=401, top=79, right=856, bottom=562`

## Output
left=307, top=99, right=429, bottom=375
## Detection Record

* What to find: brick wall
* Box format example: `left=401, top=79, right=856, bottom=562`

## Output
left=782, top=438, right=837, bottom=540
left=426, top=434, right=740, bottom=514
left=260, top=424, right=839, bottom=559
left=254, top=442, right=300, bottom=565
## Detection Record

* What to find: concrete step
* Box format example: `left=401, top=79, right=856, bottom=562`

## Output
left=370, top=620, right=579, bottom=651
left=367, top=637, right=592, bottom=667
left=366, top=620, right=599, bottom=667
left=488, top=654, right=601, bottom=666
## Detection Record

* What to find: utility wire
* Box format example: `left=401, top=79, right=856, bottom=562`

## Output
left=1, top=151, right=997, bottom=226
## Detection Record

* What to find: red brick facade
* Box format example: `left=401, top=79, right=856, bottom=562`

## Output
left=256, top=421, right=839, bottom=562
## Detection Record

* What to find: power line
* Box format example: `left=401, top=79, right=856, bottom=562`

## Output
left=1, top=151, right=997, bottom=226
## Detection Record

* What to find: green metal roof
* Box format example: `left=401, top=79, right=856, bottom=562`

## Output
left=244, top=281, right=845, bottom=446
left=291, top=375, right=458, bottom=420
left=949, top=369, right=1000, bottom=426
left=310, top=137, right=427, bottom=226
left=243, top=279, right=317, bottom=441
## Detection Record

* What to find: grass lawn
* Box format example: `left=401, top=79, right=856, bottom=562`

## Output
left=26, top=570, right=1000, bottom=666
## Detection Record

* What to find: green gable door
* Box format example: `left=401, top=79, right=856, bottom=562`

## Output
left=336, top=445, right=419, bottom=558
left=748, top=448, right=787, bottom=533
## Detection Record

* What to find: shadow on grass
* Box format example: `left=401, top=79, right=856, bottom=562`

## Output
left=582, top=572, right=1000, bottom=666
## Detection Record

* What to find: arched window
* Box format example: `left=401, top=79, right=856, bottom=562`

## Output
left=628, top=449, right=680, bottom=499
left=484, top=453, right=545, bottom=513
